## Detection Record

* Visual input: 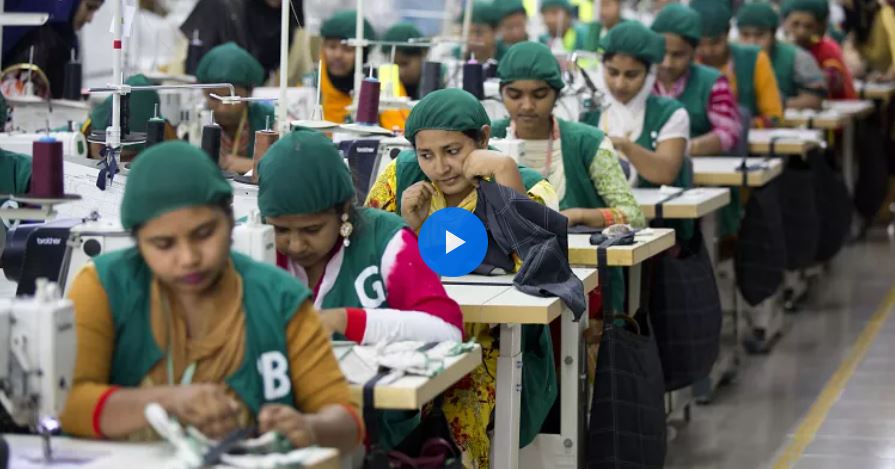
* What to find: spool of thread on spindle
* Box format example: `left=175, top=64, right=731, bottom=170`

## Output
left=63, top=49, right=82, bottom=101
left=252, top=130, right=279, bottom=182
left=202, top=123, right=222, bottom=165
left=30, top=138, right=65, bottom=199
left=463, top=60, right=485, bottom=100
left=418, top=61, right=442, bottom=99
left=356, top=76, right=381, bottom=125
left=185, top=30, right=204, bottom=76
left=146, top=117, right=165, bottom=148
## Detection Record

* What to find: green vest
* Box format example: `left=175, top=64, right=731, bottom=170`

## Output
left=393, top=149, right=545, bottom=214
left=770, top=42, right=798, bottom=99
left=0, top=150, right=31, bottom=240
left=538, top=22, right=590, bottom=52
left=391, top=149, right=555, bottom=447
left=581, top=96, right=695, bottom=241
left=676, top=64, right=721, bottom=139
left=247, top=102, right=275, bottom=158
left=94, top=248, right=308, bottom=414
left=729, top=43, right=760, bottom=116
left=490, top=117, right=627, bottom=314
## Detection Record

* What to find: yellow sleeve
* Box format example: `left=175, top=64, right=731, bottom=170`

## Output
left=880, top=6, right=895, bottom=70
left=59, top=265, right=117, bottom=438
left=753, top=51, right=784, bottom=122
left=286, top=300, right=354, bottom=413
left=364, top=159, right=400, bottom=213
left=527, top=179, right=560, bottom=211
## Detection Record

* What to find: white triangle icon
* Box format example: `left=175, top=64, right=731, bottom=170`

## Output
left=445, top=230, right=466, bottom=255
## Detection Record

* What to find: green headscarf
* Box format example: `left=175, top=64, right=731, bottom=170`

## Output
left=321, top=10, right=377, bottom=40
left=736, top=2, right=780, bottom=31
left=121, top=141, right=232, bottom=230
left=404, top=88, right=490, bottom=144
left=257, top=130, right=355, bottom=217
left=497, top=0, right=527, bottom=18
left=690, top=0, right=733, bottom=38
left=196, top=42, right=265, bottom=88
left=498, top=41, right=565, bottom=91
left=781, top=0, right=829, bottom=23
left=651, top=3, right=702, bottom=46
left=383, top=22, right=425, bottom=55
left=539, top=0, right=573, bottom=14
left=90, top=74, right=160, bottom=137
left=461, top=1, right=502, bottom=27
left=600, top=21, right=665, bottom=65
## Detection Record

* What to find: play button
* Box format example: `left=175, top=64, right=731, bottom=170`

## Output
left=445, top=231, right=465, bottom=254
left=419, top=208, right=488, bottom=277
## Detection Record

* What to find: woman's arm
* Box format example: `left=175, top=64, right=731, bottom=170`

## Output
left=286, top=301, right=363, bottom=453
left=611, top=109, right=688, bottom=186
left=690, top=76, right=742, bottom=156
left=463, top=150, right=526, bottom=194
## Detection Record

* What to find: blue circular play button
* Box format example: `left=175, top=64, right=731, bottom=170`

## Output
left=418, top=208, right=488, bottom=277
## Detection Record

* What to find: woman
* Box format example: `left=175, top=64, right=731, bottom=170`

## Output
left=196, top=42, right=275, bottom=175
left=842, top=0, right=895, bottom=81
left=381, top=22, right=425, bottom=130
left=365, top=88, right=558, bottom=468
left=538, top=0, right=589, bottom=53
left=318, top=10, right=376, bottom=124
left=59, top=141, right=361, bottom=454
left=257, top=129, right=463, bottom=448
left=581, top=21, right=693, bottom=239
left=456, top=1, right=507, bottom=62
left=783, top=0, right=858, bottom=100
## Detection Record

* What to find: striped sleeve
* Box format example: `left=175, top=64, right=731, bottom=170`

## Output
left=706, top=75, right=742, bottom=153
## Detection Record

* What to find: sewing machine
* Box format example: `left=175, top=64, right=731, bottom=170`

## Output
left=0, top=131, right=88, bottom=159
left=2, top=213, right=276, bottom=297
left=0, top=278, right=76, bottom=461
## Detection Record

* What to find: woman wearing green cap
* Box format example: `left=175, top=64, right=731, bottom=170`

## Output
left=84, top=74, right=172, bottom=162
left=736, top=1, right=828, bottom=110
left=319, top=10, right=376, bottom=123
left=381, top=22, right=425, bottom=130
left=651, top=3, right=744, bottom=157
left=690, top=0, right=784, bottom=128
left=497, top=0, right=529, bottom=46
left=539, top=0, right=589, bottom=52
left=59, top=141, right=361, bottom=453
left=365, top=88, right=558, bottom=468
left=196, top=42, right=275, bottom=175
left=257, top=129, right=463, bottom=449
left=455, top=1, right=508, bottom=62
left=580, top=21, right=696, bottom=241
left=782, top=0, right=858, bottom=100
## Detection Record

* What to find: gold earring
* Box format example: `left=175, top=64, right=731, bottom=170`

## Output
left=340, top=212, right=353, bottom=247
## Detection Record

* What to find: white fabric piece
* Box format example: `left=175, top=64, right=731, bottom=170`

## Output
left=362, top=308, right=463, bottom=344
left=595, top=65, right=659, bottom=143
left=335, top=341, right=475, bottom=384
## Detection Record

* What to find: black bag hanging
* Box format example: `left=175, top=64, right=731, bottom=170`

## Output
left=362, top=373, right=463, bottom=469
left=587, top=246, right=666, bottom=469
left=853, top=117, right=889, bottom=221
left=777, top=157, right=819, bottom=270
left=813, top=150, right=853, bottom=262
left=649, top=229, right=723, bottom=392
left=735, top=179, right=787, bottom=307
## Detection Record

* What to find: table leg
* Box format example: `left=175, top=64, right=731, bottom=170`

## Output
left=843, top=120, right=856, bottom=195
left=493, top=323, right=523, bottom=469
left=701, top=211, right=719, bottom=267
left=627, top=264, right=642, bottom=316
left=560, top=306, right=586, bottom=467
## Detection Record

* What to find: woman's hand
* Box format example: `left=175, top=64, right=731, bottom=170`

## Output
left=319, top=309, right=348, bottom=335
left=258, top=404, right=317, bottom=449
left=169, top=384, right=241, bottom=440
left=561, top=208, right=583, bottom=226
left=608, top=136, right=631, bottom=156
left=461, top=149, right=516, bottom=185
left=401, top=181, right=435, bottom=231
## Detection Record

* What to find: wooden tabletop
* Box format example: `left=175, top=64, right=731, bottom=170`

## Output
left=692, top=157, right=784, bottom=187
left=346, top=346, right=483, bottom=410
left=568, top=228, right=676, bottom=267
left=824, top=100, right=876, bottom=119
left=633, top=188, right=731, bottom=219
left=748, top=129, right=823, bottom=155
left=782, top=110, right=848, bottom=129
left=445, top=283, right=565, bottom=324
left=444, top=268, right=599, bottom=293
left=4, top=434, right=341, bottom=469
left=855, top=81, right=895, bottom=101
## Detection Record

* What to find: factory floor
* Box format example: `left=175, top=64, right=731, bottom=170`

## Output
left=665, top=228, right=895, bottom=469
